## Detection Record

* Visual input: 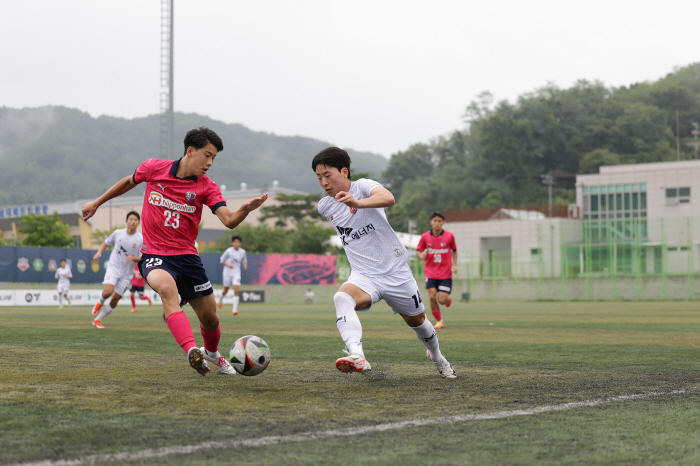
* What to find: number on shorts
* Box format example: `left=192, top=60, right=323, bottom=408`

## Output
left=411, top=289, right=423, bottom=308
left=145, top=258, right=163, bottom=268
left=164, top=209, right=180, bottom=229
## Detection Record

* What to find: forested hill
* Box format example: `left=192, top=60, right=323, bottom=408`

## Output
left=383, top=63, right=700, bottom=232
left=0, top=107, right=388, bottom=204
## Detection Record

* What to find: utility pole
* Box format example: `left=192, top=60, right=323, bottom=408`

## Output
left=540, top=171, right=554, bottom=217
left=676, top=109, right=680, bottom=161
left=686, top=122, right=700, bottom=160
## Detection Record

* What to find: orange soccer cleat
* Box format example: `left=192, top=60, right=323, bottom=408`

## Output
left=445, top=295, right=452, bottom=307
left=92, top=302, right=102, bottom=316
left=130, top=308, right=138, bottom=313
left=434, top=321, right=445, bottom=329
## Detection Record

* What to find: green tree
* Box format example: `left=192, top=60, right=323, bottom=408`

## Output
left=259, top=194, right=324, bottom=227
left=19, top=212, right=74, bottom=248
left=578, top=148, right=621, bottom=174
left=477, top=190, right=505, bottom=209
left=288, top=223, right=336, bottom=254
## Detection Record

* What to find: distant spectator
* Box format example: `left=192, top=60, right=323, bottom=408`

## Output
left=305, top=288, right=315, bottom=304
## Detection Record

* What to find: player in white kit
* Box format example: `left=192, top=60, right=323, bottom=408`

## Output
left=55, top=259, right=72, bottom=309
left=313, top=147, right=457, bottom=378
left=91, top=211, right=143, bottom=328
left=218, top=235, right=247, bottom=315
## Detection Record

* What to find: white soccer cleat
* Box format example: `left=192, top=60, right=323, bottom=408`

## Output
left=187, top=347, right=211, bottom=377
left=434, top=356, right=457, bottom=378
left=335, top=353, right=371, bottom=373
left=201, top=347, right=236, bottom=375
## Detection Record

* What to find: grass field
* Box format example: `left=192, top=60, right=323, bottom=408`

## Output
left=2, top=300, right=700, bottom=465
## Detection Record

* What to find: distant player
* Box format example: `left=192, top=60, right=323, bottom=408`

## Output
left=218, top=235, right=247, bottom=315
left=82, top=126, right=267, bottom=376
left=91, top=211, right=143, bottom=328
left=313, top=147, right=456, bottom=378
left=305, top=288, right=315, bottom=304
left=416, top=211, right=458, bottom=329
left=55, top=259, right=72, bottom=309
left=129, top=262, right=152, bottom=313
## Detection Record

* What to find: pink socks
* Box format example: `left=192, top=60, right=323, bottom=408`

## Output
left=165, top=312, right=196, bottom=353
left=200, top=325, right=221, bottom=354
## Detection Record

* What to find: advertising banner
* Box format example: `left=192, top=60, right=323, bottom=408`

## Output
left=0, top=247, right=337, bottom=287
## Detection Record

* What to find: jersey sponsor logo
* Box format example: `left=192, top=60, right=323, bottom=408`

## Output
left=156, top=183, right=169, bottom=193
left=336, top=226, right=353, bottom=246
left=186, top=191, right=196, bottom=202
left=194, top=281, right=212, bottom=292
left=349, top=206, right=357, bottom=214
left=148, top=191, right=196, bottom=213
left=349, top=223, right=375, bottom=241
left=426, top=248, right=450, bottom=254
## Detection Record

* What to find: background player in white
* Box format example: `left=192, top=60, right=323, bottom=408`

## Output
left=313, top=147, right=457, bottom=378
left=218, top=235, right=247, bottom=315
left=55, top=259, right=72, bottom=309
left=91, top=211, right=143, bottom=328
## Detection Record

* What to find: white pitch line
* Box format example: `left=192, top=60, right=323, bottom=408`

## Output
left=13, top=388, right=693, bottom=466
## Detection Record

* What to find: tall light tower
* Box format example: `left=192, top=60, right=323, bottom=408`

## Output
left=160, top=0, right=174, bottom=158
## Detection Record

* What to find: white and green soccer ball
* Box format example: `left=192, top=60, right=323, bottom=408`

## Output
left=229, top=335, right=271, bottom=376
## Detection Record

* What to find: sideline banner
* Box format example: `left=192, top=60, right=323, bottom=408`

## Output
left=0, top=246, right=337, bottom=286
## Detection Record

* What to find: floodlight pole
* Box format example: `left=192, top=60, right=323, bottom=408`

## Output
left=160, top=0, right=174, bottom=158
left=540, top=171, right=554, bottom=217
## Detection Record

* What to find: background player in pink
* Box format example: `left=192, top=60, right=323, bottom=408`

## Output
left=416, top=211, right=457, bottom=329
left=128, top=263, right=152, bottom=313
left=82, top=127, right=268, bottom=377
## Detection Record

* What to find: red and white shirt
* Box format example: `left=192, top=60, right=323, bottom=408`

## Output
left=133, top=158, right=226, bottom=256
left=131, top=263, right=146, bottom=287
left=416, top=229, right=457, bottom=280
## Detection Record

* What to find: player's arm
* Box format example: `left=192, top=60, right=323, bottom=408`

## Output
left=82, top=176, right=138, bottom=221
left=335, top=186, right=395, bottom=209
left=451, top=250, right=458, bottom=274
left=214, top=194, right=269, bottom=229
left=93, top=242, right=109, bottom=261
left=416, top=236, right=427, bottom=260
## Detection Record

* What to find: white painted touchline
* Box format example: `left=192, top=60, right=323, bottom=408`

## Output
left=13, top=388, right=693, bottom=466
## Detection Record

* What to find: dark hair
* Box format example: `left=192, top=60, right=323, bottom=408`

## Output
left=231, top=235, right=242, bottom=243
left=311, top=147, right=352, bottom=180
left=183, top=127, right=224, bottom=156
left=126, top=211, right=141, bottom=221
left=60, top=258, right=67, bottom=263
left=430, top=211, right=445, bottom=221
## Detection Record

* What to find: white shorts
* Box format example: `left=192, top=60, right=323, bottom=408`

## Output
left=345, top=266, right=425, bottom=316
left=223, top=273, right=241, bottom=287
left=57, top=283, right=69, bottom=295
left=103, top=266, right=131, bottom=297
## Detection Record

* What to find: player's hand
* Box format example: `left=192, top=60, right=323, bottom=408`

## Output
left=127, top=254, right=139, bottom=262
left=335, top=191, right=359, bottom=207
left=82, top=201, right=98, bottom=221
left=242, top=194, right=269, bottom=212
left=93, top=252, right=101, bottom=261
left=451, top=265, right=458, bottom=274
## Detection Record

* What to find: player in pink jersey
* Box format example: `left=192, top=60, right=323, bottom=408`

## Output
left=416, top=212, right=457, bottom=329
left=128, top=262, right=152, bottom=313
left=82, top=127, right=268, bottom=377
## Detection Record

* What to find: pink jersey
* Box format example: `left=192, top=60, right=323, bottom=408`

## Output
left=416, top=229, right=457, bottom=280
left=131, top=263, right=145, bottom=287
left=133, top=158, right=226, bottom=256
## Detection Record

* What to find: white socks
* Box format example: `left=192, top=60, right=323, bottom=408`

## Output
left=99, top=295, right=107, bottom=305
left=204, top=348, right=221, bottom=360
left=411, top=319, right=443, bottom=362
left=233, top=296, right=239, bottom=311
left=334, top=292, right=364, bottom=358
left=96, top=304, right=115, bottom=321
left=58, top=295, right=63, bottom=305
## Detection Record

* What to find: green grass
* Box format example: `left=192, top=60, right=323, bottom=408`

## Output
left=2, top=301, right=700, bottom=465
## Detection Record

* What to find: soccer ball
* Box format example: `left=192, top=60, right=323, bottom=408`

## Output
left=229, top=335, right=271, bottom=376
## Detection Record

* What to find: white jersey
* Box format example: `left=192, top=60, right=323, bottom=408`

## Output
left=220, top=247, right=247, bottom=277
left=318, top=178, right=409, bottom=278
left=55, top=266, right=72, bottom=287
left=105, top=228, right=143, bottom=279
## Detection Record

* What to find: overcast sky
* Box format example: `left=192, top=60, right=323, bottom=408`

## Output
left=2, top=1, right=698, bottom=157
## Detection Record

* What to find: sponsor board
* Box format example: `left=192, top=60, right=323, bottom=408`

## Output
left=0, top=289, right=162, bottom=306
left=241, top=291, right=265, bottom=303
